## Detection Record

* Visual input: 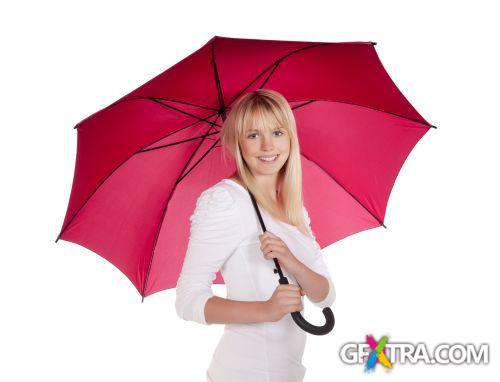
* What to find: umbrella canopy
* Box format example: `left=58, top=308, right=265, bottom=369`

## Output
left=56, top=35, right=435, bottom=300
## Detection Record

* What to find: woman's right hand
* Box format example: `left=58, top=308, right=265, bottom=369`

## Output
left=264, top=284, right=305, bottom=322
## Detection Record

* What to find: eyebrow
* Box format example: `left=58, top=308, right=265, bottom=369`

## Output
left=246, top=126, right=282, bottom=133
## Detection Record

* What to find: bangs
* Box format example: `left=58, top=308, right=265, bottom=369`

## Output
left=240, top=98, right=287, bottom=137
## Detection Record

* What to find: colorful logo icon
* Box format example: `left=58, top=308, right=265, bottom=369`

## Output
left=365, top=335, right=393, bottom=372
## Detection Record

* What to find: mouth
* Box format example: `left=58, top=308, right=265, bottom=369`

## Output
left=258, top=154, right=279, bottom=163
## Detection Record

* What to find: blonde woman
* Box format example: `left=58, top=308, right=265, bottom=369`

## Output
left=175, top=89, right=336, bottom=382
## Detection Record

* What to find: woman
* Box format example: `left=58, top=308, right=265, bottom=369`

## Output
left=175, top=89, right=336, bottom=382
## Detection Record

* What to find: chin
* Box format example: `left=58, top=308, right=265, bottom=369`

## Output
left=254, top=164, right=284, bottom=175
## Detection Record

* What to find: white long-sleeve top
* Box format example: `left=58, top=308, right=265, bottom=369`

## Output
left=175, top=178, right=335, bottom=382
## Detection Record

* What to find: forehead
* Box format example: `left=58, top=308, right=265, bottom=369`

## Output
left=244, top=118, right=282, bottom=133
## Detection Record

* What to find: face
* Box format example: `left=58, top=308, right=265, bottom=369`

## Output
left=238, top=117, right=290, bottom=178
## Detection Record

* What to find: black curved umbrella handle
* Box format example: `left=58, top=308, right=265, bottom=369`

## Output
left=246, top=187, right=335, bottom=336
left=278, top=274, right=335, bottom=336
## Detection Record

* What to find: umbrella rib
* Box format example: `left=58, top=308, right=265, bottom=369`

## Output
left=300, top=152, right=387, bottom=229
left=141, top=110, right=219, bottom=148
left=289, top=98, right=436, bottom=129
left=225, top=42, right=328, bottom=109
left=74, top=97, right=218, bottom=129
left=258, top=61, right=281, bottom=89
left=120, top=96, right=218, bottom=111
left=291, top=100, right=316, bottom=110
left=141, top=116, right=222, bottom=301
left=177, top=136, right=221, bottom=184
left=211, top=38, right=226, bottom=118
left=55, top=112, right=219, bottom=243
left=149, top=98, right=223, bottom=128
left=142, top=97, right=218, bottom=111
left=138, top=131, right=220, bottom=153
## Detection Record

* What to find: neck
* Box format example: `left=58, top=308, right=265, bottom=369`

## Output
left=231, top=172, right=280, bottom=203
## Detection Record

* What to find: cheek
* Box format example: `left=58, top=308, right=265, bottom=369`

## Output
left=240, top=140, right=260, bottom=156
left=277, top=139, right=290, bottom=153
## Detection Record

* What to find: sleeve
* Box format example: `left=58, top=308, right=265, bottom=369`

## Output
left=175, top=184, right=245, bottom=325
left=302, top=205, right=336, bottom=309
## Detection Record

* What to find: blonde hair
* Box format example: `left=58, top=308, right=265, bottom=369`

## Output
left=220, top=89, right=311, bottom=238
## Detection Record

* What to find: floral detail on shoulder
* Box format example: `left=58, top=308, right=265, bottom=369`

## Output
left=189, top=184, right=238, bottom=243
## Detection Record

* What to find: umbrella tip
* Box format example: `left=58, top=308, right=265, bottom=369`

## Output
left=382, top=223, right=387, bottom=229
left=370, top=41, right=377, bottom=45
left=141, top=295, right=145, bottom=303
left=430, top=125, right=438, bottom=129
left=73, top=124, right=78, bottom=129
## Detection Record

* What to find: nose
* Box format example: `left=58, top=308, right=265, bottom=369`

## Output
left=260, top=132, right=274, bottom=151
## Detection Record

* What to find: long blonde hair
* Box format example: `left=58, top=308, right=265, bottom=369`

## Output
left=220, top=89, right=311, bottom=238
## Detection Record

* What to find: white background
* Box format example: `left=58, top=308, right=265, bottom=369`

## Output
left=1, top=0, right=499, bottom=381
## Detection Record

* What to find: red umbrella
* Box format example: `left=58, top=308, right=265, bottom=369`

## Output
left=56, top=35, right=434, bottom=325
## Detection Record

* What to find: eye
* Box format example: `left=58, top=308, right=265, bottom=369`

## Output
left=247, top=130, right=284, bottom=139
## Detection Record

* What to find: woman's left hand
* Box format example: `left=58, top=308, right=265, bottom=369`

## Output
left=259, top=231, right=303, bottom=276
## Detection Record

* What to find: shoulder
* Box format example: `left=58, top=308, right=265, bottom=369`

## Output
left=191, top=182, right=236, bottom=217
left=189, top=181, right=246, bottom=242
left=190, top=180, right=251, bottom=224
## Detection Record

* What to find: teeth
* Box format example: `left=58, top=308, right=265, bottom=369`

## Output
left=259, top=155, right=278, bottom=162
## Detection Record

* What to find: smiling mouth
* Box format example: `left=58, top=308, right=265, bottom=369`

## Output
left=258, top=154, right=279, bottom=162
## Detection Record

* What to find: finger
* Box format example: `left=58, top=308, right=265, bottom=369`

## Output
left=261, top=233, right=281, bottom=242
left=260, top=232, right=272, bottom=240
left=279, top=289, right=298, bottom=296
left=287, top=288, right=303, bottom=297
left=291, top=302, right=304, bottom=312
left=261, top=244, right=284, bottom=255
left=282, top=297, right=303, bottom=306
left=264, top=245, right=278, bottom=254
left=261, top=240, right=281, bottom=251
left=266, top=251, right=282, bottom=260
left=263, top=246, right=280, bottom=259
left=280, top=290, right=303, bottom=298
left=264, top=237, right=283, bottom=246
left=259, top=234, right=270, bottom=242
